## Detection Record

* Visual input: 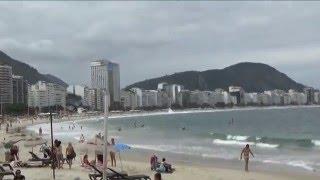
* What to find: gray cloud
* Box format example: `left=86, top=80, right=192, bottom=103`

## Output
left=0, top=1, right=320, bottom=89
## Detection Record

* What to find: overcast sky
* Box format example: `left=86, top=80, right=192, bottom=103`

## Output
left=0, top=1, right=320, bottom=89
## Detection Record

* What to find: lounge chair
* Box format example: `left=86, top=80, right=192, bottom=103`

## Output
left=27, top=151, right=51, bottom=167
left=88, top=164, right=151, bottom=180
left=0, top=163, right=15, bottom=179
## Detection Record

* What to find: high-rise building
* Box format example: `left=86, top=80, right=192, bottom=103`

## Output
left=91, top=59, right=120, bottom=110
left=108, top=62, right=120, bottom=109
left=91, top=60, right=109, bottom=90
left=28, top=81, right=66, bottom=109
left=0, top=65, right=13, bottom=112
left=12, top=75, right=27, bottom=104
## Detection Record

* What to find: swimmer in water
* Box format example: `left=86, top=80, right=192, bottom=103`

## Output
left=118, top=127, right=122, bottom=132
left=181, top=127, right=186, bottom=131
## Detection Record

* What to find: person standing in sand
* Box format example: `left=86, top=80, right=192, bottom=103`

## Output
left=109, top=138, right=116, bottom=167
left=66, top=142, right=75, bottom=169
left=240, top=144, right=254, bottom=172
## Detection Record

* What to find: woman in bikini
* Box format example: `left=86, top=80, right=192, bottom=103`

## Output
left=240, top=144, right=254, bottom=172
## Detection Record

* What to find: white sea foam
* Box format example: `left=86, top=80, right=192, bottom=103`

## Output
left=256, top=143, right=279, bottom=148
left=312, top=140, right=320, bottom=147
left=212, top=139, right=278, bottom=149
left=226, top=135, right=249, bottom=141
left=286, top=161, right=314, bottom=171
left=213, top=139, right=254, bottom=146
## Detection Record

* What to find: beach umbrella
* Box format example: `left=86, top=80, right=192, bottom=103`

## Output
left=114, top=143, right=131, bottom=171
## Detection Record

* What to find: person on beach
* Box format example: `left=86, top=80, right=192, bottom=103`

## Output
left=54, top=140, right=64, bottom=169
left=240, top=144, right=254, bottom=172
left=150, top=153, right=158, bottom=170
left=10, top=145, right=20, bottom=161
left=80, top=134, right=85, bottom=143
left=39, top=127, right=42, bottom=136
left=154, top=172, right=162, bottom=180
left=81, top=154, right=91, bottom=168
left=6, top=123, right=9, bottom=133
left=13, top=170, right=25, bottom=180
left=110, top=138, right=116, bottom=167
left=66, top=142, right=76, bottom=169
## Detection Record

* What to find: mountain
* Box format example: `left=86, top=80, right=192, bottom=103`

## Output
left=126, top=62, right=306, bottom=92
left=0, top=50, right=68, bottom=87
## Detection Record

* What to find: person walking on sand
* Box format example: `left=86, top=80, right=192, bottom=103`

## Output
left=66, top=142, right=76, bottom=169
left=240, top=144, right=254, bottom=172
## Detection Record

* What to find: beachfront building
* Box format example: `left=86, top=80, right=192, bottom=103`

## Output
left=12, top=75, right=28, bottom=104
left=288, top=89, right=307, bottom=105
left=229, top=86, right=245, bottom=105
left=314, top=91, right=320, bottom=104
left=0, top=65, right=13, bottom=112
left=108, top=62, right=120, bottom=109
left=120, top=90, right=139, bottom=110
left=157, top=90, right=170, bottom=108
left=161, top=84, right=182, bottom=105
left=67, top=85, right=90, bottom=106
left=244, top=93, right=259, bottom=105
left=130, top=88, right=142, bottom=107
left=283, top=93, right=291, bottom=105
left=28, top=81, right=66, bottom=109
left=264, top=90, right=282, bottom=105
left=142, top=90, right=158, bottom=107
left=304, top=87, right=315, bottom=104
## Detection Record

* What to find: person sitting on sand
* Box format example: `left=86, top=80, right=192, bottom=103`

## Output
left=154, top=172, right=161, bottom=180
left=156, top=158, right=172, bottom=173
left=81, top=154, right=91, bottom=168
left=13, top=169, right=25, bottom=180
left=240, top=144, right=254, bottom=172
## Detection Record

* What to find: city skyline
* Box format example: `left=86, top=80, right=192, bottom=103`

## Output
left=0, top=2, right=320, bottom=89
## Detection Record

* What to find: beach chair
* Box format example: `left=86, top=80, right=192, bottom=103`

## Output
left=27, top=151, right=51, bottom=167
left=0, top=163, right=15, bottom=179
left=88, top=164, right=151, bottom=180
left=88, top=164, right=128, bottom=180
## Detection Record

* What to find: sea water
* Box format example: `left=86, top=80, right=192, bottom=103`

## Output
left=27, top=106, right=320, bottom=172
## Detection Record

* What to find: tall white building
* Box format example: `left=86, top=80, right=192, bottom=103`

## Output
left=0, top=65, right=13, bottom=110
left=142, top=90, right=158, bottom=107
left=28, top=81, right=66, bottom=109
left=12, top=75, right=28, bottom=104
left=91, top=60, right=109, bottom=90
left=90, top=59, right=120, bottom=110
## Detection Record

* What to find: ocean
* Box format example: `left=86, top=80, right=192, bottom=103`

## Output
left=27, top=106, right=320, bottom=172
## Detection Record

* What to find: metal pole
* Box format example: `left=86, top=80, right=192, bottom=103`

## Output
left=103, top=92, right=109, bottom=180
left=49, top=107, right=55, bottom=179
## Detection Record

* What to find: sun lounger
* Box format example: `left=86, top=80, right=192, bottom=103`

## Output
left=0, top=163, right=15, bottom=179
left=88, top=164, right=151, bottom=180
left=27, top=151, right=51, bottom=167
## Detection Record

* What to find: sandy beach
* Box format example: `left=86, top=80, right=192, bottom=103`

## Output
left=1, top=113, right=320, bottom=180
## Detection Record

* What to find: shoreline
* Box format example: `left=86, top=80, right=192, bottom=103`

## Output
left=2, top=105, right=320, bottom=179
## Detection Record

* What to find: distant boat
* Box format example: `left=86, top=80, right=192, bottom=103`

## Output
left=168, top=108, right=174, bottom=113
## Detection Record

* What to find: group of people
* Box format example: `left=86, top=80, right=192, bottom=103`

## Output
left=52, top=139, right=76, bottom=169
left=150, top=154, right=173, bottom=173
left=81, top=137, right=117, bottom=169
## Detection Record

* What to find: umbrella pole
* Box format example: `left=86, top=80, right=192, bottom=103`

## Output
left=103, top=92, right=109, bottom=180
left=50, top=108, right=55, bottom=180
left=119, top=152, right=123, bottom=172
